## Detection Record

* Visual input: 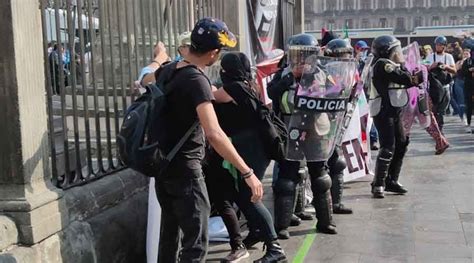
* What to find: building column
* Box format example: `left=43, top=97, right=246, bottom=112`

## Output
left=0, top=0, right=63, bottom=246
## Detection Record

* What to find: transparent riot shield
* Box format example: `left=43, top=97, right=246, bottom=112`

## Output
left=401, top=42, right=431, bottom=134
left=286, top=56, right=358, bottom=161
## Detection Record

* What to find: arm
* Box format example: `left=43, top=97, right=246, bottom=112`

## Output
left=140, top=42, right=170, bottom=85
left=267, top=71, right=291, bottom=102
left=213, top=87, right=233, bottom=103
left=383, top=63, right=418, bottom=87
left=196, top=102, right=263, bottom=202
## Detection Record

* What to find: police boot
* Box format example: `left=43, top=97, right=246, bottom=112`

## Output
left=386, top=142, right=408, bottom=194
left=329, top=157, right=352, bottom=214
left=310, top=170, right=337, bottom=235
left=371, top=148, right=393, bottom=199
left=294, top=181, right=314, bottom=221
left=273, top=178, right=296, bottom=240
left=253, top=240, right=288, bottom=263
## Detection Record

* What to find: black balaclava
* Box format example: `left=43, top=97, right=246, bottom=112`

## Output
left=220, top=52, right=252, bottom=85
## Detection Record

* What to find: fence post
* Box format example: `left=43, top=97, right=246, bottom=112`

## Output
left=0, top=0, right=64, bottom=245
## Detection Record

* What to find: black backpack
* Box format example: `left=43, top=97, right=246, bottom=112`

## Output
left=239, top=86, right=288, bottom=161
left=117, top=62, right=198, bottom=177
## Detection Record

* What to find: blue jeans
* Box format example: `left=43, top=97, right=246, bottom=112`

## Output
left=370, top=124, right=378, bottom=144
left=452, top=77, right=465, bottom=119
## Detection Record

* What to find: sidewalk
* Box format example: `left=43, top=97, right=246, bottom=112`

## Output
left=206, top=116, right=474, bottom=262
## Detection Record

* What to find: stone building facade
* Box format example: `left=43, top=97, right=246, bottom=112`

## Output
left=305, top=0, right=474, bottom=33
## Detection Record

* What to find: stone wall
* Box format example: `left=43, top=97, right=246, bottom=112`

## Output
left=0, top=170, right=148, bottom=263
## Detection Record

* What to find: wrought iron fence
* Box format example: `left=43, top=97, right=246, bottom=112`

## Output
left=40, top=0, right=225, bottom=189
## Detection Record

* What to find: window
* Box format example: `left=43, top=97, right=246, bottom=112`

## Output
left=449, top=0, right=460, bottom=6
left=395, top=17, right=406, bottom=32
left=450, top=16, right=458, bottom=25
left=414, top=17, right=423, bottom=27
left=431, top=0, right=442, bottom=7
left=397, top=0, right=407, bottom=8
left=361, top=0, right=371, bottom=9
left=345, top=19, right=354, bottom=28
left=414, top=0, right=424, bottom=7
left=432, top=16, right=440, bottom=26
left=361, top=18, right=370, bottom=28
left=328, top=19, right=336, bottom=29
left=379, top=0, right=389, bottom=8
left=343, top=0, right=354, bottom=10
left=327, top=0, right=336, bottom=11
left=379, top=18, right=388, bottom=27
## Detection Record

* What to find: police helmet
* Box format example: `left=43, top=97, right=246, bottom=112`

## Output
left=434, top=36, right=448, bottom=46
left=324, top=39, right=353, bottom=57
left=288, top=34, right=319, bottom=47
left=371, top=35, right=401, bottom=59
left=462, top=37, right=474, bottom=50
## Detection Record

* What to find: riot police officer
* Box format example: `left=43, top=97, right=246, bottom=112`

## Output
left=323, top=39, right=355, bottom=214
left=268, top=34, right=337, bottom=239
left=369, top=35, right=421, bottom=198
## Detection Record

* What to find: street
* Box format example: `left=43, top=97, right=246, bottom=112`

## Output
left=207, top=116, right=474, bottom=263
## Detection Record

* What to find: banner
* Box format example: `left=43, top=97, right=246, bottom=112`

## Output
left=247, top=0, right=284, bottom=64
left=255, top=52, right=284, bottom=104
left=341, top=92, right=372, bottom=182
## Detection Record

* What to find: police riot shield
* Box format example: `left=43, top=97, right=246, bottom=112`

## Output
left=401, top=42, right=431, bottom=134
left=286, top=56, right=358, bottom=161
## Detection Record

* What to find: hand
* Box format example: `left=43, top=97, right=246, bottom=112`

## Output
left=469, top=67, right=474, bottom=72
left=153, top=41, right=169, bottom=64
left=244, top=173, right=263, bottom=203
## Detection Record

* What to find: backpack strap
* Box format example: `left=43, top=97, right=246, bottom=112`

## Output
left=165, top=121, right=199, bottom=161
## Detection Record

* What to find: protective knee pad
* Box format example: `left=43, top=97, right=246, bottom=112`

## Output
left=273, top=178, right=297, bottom=197
left=312, top=172, right=332, bottom=193
left=378, top=147, right=394, bottom=162
left=329, top=157, right=346, bottom=175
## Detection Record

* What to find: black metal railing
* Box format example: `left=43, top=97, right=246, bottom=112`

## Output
left=40, top=0, right=225, bottom=189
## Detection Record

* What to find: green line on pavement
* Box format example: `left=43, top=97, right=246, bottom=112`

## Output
left=292, top=224, right=317, bottom=263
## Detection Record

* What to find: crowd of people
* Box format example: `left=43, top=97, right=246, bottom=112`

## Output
left=129, top=17, right=474, bottom=263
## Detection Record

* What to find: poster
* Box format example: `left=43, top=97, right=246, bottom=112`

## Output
left=340, top=92, right=373, bottom=182
left=247, top=0, right=284, bottom=63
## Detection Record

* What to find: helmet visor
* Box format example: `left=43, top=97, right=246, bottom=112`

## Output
left=389, top=45, right=405, bottom=64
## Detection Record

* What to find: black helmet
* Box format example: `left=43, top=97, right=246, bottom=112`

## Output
left=434, top=36, right=448, bottom=46
left=324, top=39, right=353, bottom=57
left=371, top=35, right=401, bottom=59
left=288, top=33, right=319, bottom=47
left=462, top=37, right=474, bottom=50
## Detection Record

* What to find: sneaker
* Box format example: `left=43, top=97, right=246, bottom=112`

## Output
left=223, top=244, right=249, bottom=262
left=462, top=118, right=468, bottom=126
left=466, top=126, right=472, bottom=133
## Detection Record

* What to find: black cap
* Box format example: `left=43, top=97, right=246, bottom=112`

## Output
left=191, top=17, right=237, bottom=52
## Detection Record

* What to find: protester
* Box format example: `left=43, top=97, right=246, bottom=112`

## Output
left=426, top=36, right=457, bottom=131
left=454, top=49, right=470, bottom=125
left=153, top=18, right=263, bottom=262
left=206, top=52, right=287, bottom=262
left=369, top=35, right=421, bottom=198
left=49, top=43, right=70, bottom=94
left=460, top=46, right=474, bottom=133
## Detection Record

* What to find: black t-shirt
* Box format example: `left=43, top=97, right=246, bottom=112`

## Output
left=156, top=65, right=214, bottom=171
left=214, top=82, right=258, bottom=137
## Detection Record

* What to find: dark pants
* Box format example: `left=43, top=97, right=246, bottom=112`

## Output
left=465, top=83, right=473, bottom=126
left=372, top=110, right=409, bottom=186
left=232, top=130, right=277, bottom=242
left=155, top=167, right=210, bottom=263
left=204, top=156, right=242, bottom=249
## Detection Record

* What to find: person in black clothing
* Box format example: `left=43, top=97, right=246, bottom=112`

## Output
left=460, top=41, right=474, bottom=133
left=206, top=52, right=287, bottom=263
left=368, top=35, right=421, bottom=198
left=268, top=34, right=337, bottom=239
left=154, top=18, right=263, bottom=263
